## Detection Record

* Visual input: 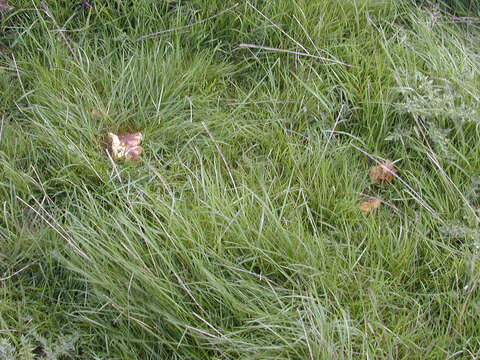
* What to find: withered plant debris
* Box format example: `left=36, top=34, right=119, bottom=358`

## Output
left=369, top=159, right=397, bottom=184
left=360, top=197, right=381, bottom=214
left=108, top=132, right=143, bottom=161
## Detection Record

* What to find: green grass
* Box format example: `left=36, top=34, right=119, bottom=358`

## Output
left=1, top=0, right=480, bottom=358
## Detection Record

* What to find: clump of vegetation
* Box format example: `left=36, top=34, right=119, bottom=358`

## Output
left=1, top=0, right=479, bottom=358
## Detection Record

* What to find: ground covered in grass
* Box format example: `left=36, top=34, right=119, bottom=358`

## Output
left=1, top=0, right=480, bottom=358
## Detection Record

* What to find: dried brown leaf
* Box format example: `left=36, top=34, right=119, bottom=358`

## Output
left=108, top=132, right=143, bottom=161
left=360, top=197, right=381, bottom=214
left=369, top=159, right=397, bottom=184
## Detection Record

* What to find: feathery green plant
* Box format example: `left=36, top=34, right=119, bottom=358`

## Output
left=1, top=0, right=479, bottom=358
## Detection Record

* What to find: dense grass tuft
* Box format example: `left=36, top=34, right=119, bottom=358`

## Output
left=1, top=0, right=480, bottom=358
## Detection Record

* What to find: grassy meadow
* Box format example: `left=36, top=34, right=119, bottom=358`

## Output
left=1, top=0, right=480, bottom=358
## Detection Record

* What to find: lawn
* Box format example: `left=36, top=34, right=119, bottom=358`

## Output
left=1, top=0, right=480, bottom=358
